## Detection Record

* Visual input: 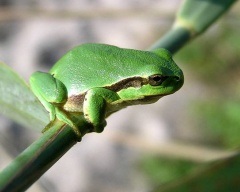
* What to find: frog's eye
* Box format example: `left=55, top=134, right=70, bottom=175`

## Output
left=149, top=75, right=168, bottom=86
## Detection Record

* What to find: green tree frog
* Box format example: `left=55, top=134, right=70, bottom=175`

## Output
left=30, top=43, right=184, bottom=140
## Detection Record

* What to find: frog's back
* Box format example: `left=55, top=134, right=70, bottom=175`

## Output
left=50, top=43, right=166, bottom=96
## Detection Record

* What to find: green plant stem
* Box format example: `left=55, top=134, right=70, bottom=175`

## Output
left=150, top=0, right=237, bottom=54
left=0, top=120, right=80, bottom=192
left=176, top=0, right=237, bottom=35
left=149, top=26, right=191, bottom=54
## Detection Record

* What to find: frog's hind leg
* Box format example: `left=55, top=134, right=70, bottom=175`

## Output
left=30, top=71, right=67, bottom=120
left=30, top=72, right=81, bottom=140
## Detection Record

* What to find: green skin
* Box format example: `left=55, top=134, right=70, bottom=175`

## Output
left=30, top=43, right=184, bottom=140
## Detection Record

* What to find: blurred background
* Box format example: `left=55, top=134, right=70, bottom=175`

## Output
left=0, top=0, right=240, bottom=191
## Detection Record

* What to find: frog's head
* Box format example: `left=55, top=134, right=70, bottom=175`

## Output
left=117, top=48, right=184, bottom=104
left=147, top=48, right=184, bottom=93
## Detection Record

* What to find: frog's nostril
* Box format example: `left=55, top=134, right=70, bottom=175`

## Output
left=174, top=76, right=180, bottom=82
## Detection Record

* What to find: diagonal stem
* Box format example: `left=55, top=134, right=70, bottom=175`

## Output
left=0, top=121, right=78, bottom=192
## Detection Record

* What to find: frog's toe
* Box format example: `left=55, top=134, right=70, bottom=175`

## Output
left=42, top=120, right=55, bottom=133
left=71, top=124, right=82, bottom=141
left=54, top=108, right=82, bottom=140
left=93, top=120, right=107, bottom=133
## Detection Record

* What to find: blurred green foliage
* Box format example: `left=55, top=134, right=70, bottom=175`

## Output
left=194, top=100, right=240, bottom=148
left=179, top=23, right=240, bottom=149
left=141, top=22, right=240, bottom=185
left=140, top=156, right=197, bottom=185
left=178, top=24, right=240, bottom=85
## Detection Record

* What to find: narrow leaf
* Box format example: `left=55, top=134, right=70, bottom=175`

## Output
left=0, top=62, right=48, bottom=130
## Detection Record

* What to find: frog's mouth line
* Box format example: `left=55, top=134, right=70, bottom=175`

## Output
left=135, top=94, right=169, bottom=104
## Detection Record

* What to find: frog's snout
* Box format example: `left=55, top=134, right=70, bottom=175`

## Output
left=174, top=76, right=180, bottom=82
left=162, top=72, right=184, bottom=91
left=173, top=72, right=184, bottom=90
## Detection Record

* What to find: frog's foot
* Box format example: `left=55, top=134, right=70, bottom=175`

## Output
left=42, top=107, right=57, bottom=133
left=42, top=120, right=55, bottom=133
left=55, top=108, right=82, bottom=141
left=87, top=120, right=107, bottom=133
left=42, top=110, right=82, bottom=141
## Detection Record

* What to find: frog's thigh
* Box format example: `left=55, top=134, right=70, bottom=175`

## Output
left=30, top=71, right=67, bottom=103
left=30, top=71, right=67, bottom=120
left=83, top=88, right=120, bottom=133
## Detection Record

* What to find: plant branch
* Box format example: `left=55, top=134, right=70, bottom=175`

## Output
left=105, top=131, right=238, bottom=163
left=149, top=26, right=191, bottom=54
left=149, top=0, right=237, bottom=54
left=0, top=120, right=82, bottom=192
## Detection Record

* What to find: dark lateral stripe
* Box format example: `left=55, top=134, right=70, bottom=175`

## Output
left=105, top=76, right=148, bottom=92
left=67, top=77, right=148, bottom=103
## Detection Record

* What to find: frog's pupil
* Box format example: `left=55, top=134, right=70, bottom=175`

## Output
left=153, top=76, right=162, bottom=82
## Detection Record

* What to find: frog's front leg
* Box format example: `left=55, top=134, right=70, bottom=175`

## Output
left=30, top=72, right=81, bottom=138
left=83, top=88, right=120, bottom=133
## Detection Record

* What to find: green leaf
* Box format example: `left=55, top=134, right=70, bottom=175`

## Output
left=152, top=153, right=240, bottom=192
left=0, top=62, right=48, bottom=130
